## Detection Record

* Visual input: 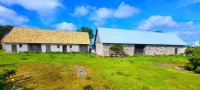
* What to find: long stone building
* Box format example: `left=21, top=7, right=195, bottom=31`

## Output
left=1, top=27, right=90, bottom=53
left=95, top=27, right=187, bottom=56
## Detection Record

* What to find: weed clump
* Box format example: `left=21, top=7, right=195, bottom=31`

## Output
left=143, top=86, right=149, bottom=90
left=83, top=85, right=93, bottom=90
left=0, top=69, right=16, bottom=88
left=21, top=58, right=28, bottom=60
left=85, top=75, right=92, bottom=80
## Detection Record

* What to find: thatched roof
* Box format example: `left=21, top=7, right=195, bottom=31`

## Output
left=2, top=27, right=90, bottom=44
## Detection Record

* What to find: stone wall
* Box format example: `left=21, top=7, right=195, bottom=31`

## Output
left=145, top=45, right=185, bottom=55
left=102, top=44, right=135, bottom=56
left=96, top=43, right=186, bottom=56
left=95, top=43, right=103, bottom=56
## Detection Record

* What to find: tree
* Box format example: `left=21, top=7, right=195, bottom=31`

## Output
left=0, top=25, right=13, bottom=40
left=77, top=26, right=94, bottom=40
left=0, top=25, right=13, bottom=50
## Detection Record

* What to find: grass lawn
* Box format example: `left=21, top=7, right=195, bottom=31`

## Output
left=0, top=51, right=200, bottom=90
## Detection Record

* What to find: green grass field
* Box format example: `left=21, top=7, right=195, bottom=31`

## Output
left=0, top=51, right=200, bottom=90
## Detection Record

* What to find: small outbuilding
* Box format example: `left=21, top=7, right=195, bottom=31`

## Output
left=95, top=27, right=187, bottom=56
left=1, top=27, right=90, bottom=53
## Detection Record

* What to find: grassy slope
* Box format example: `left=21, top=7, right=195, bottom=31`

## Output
left=0, top=51, right=200, bottom=90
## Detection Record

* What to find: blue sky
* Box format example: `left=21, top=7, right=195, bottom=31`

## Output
left=0, top=0, right=200, bottom=45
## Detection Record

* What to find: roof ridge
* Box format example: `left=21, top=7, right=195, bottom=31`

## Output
left=97, top=27, right=174, bottom=35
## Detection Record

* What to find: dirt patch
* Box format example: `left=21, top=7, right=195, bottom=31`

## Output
left=4, top=63, right=107, bottom=90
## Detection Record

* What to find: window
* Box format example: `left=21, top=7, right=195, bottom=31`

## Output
left=57, top=45, right=60, bottom=48
left=70, top=45, right=72, bottom=48
left=19, top=44, right=22, bottom=48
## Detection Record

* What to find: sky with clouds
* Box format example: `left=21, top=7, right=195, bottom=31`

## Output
left=0, top=0, right=200, bottom=45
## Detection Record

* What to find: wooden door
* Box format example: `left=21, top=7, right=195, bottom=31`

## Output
left=63, top=45, right=67, bottom=52
left=46, top=45, right=51, bottom=52
left=11, top=44, right=17, bottom=52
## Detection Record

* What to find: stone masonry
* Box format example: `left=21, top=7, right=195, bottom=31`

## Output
left=98, top=44, right=185, bottom=56
left=102, top=44, right=134, bottom=56
left=145, top=45, right=185, bottom=55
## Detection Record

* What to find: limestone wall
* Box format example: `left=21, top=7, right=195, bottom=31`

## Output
left=102, top=44, right=135, bottom=56
left=96, top=43, right=185, bottom=56
left=96, top=43, right=103, bottom=56
left=145, top=45, right=185, bottom=55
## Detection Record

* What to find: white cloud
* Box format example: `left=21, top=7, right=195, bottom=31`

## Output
left=0, top=5, right=29, bottom=25
left=54, top=22, right=77, bottom=30
left=178, top=30, right=200, bottom=45
left=91, top=2, right=140, bottom=26
left=114, top=2, right=140, bottom=18
left=0, top=0, right=63, bottom=17
left=72, top=2, right=139, bottom=26
left=90, top=7, right=113, bottom=26
left=137, top=15, right=178, bottom=30
left=137, top=15, right=200, bottom=45
left=177, top=0, right=200, bottom=7
left=72, top=5, right=90, bottom=16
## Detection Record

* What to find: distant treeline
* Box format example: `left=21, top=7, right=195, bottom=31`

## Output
left=0, top=25, right=13, bottom=41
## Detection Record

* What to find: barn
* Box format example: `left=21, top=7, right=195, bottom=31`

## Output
left=95, top=27, right=187, bottom=56
left=1, top=27, right=90, bottom=53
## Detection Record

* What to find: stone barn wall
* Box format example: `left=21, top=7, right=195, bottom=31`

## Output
left=144, top=45, right=185, bottom=55
left=98, top=44, right=186, bottom=56
left=95, top=43, right=103, bottom=56
left=101, top=44, right=135, bottom=56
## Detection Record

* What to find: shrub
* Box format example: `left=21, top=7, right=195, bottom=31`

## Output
left=195, top=66, right=200, bottom=74
left=185, top=46, right=193, bottom=56
left=109, top=44, right=123, bottom=52
left=185, top=46, right=200, bottom=74
left=109, top=44, right=124, bottom=56
left=185, top=63, right=194, bottom=71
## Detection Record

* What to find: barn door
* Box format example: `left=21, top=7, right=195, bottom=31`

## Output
left=11, top=45, right=17, bottom=52
left=134, top=44, right=145, bottom=55
left=80, top=45, right=88, bottom=52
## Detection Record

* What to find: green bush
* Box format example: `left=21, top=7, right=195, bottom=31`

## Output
left=109, top=44, right=124, bottom=56
left=185, top=46, right=193, bottom=56
left=195, top=66, right=200, bottom=74
left=109, top=44, right=123, bottom=52
left=185, top=46, right=200, bottom=74
left=185, top=63, right=194, bottom=71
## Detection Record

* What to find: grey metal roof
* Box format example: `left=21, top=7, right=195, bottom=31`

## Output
left=97, top=27, right=187, bottom=45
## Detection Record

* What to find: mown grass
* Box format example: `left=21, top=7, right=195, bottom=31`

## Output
left=0, top=51, right=200, bottom=90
